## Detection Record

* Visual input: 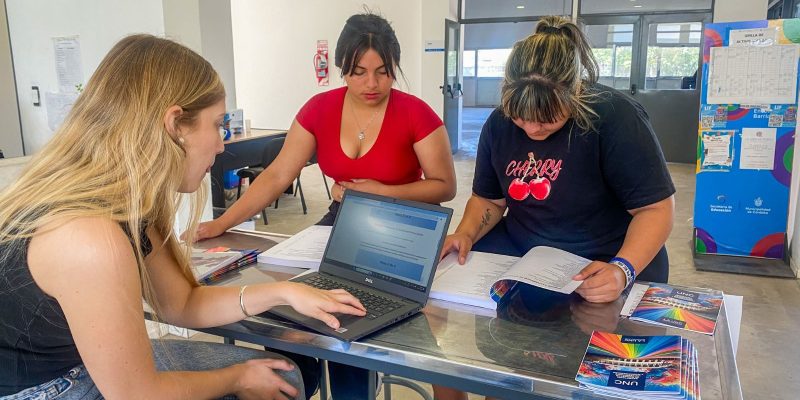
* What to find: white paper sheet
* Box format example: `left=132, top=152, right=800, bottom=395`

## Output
left=256, top=225, right=331, bottom=269
left=53, top=36, right=83, bottom=93
left=619, top=283, right=650, bottom=317
left=707, top=44, right=799, bottom=104
left=723, top=294, right=743, bottom=356
left=44, top=91, right=78, bottom=131
left=739, top=127, right=776, bottom=170
left=505, top=246, right=588, bottom=294
left=729, top=27, right=777, bottom=47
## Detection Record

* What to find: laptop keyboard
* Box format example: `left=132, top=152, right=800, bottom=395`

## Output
left=301, top=274, right=404, bottom=319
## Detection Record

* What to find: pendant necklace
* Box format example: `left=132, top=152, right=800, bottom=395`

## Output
left=349, top=97, right=380, bottom=142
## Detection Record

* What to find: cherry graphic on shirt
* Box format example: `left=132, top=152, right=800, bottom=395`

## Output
left=508, top=178, right=530, bottom=201
left=529, top=177, right=551, bottom=200
left=508, top=152, right=538, bottom=201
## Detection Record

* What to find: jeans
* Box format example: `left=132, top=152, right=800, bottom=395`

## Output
left=1, top=340, right=305, bottom=400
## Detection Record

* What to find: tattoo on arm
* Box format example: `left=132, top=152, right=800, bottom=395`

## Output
left=478, top=208, right=491, bottom=232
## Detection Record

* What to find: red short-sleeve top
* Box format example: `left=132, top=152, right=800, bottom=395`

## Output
left=295, top=87, right=443, bottom=185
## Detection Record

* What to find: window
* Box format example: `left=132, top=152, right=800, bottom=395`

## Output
left=463, top=50, right=476, bottom=77
left=584, top=24, right=633, bottom=90
left=645, top=23, right=702, bottom=89
left=476, top=48, right=512, bottom=78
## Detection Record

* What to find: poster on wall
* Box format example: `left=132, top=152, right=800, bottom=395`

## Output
left=694, top=19, right=799, bottom=263
left=700, top=130, right=735, bottom=171
left=53, top=36, right=83, bottom=94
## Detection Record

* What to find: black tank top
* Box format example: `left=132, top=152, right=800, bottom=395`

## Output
left=0, top=223, right=151, bottom=395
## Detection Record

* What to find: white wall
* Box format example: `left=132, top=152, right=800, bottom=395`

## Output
left=163, top=0, right=203, bottom=54
left=5, top=0, right=165, bottom=155
left=231, top=0, right=456, bottom=130
left=198, top=0, right=237, bottom=111
left=713, top=0, right=767, bottom=22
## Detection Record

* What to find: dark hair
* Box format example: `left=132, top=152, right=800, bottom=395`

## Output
left=335, top=12, right=402, bottom=79
left=501, top=16, right=600, bottom=131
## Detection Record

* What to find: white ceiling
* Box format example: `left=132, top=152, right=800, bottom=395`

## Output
left=463, top=0, right=713, bottom=18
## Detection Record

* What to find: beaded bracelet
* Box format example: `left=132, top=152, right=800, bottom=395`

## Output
left=609, top=257, right=636, bottom=291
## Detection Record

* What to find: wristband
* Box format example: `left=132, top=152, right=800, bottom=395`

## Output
left=609, top=257, right=636, bottom=291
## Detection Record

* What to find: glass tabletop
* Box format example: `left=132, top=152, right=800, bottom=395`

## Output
left=194, top=231, right=740, bottom=399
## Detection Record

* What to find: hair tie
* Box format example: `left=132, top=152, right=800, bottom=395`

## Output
left=541, top=26, right=561, bottom=34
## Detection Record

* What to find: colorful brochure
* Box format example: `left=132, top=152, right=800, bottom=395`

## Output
left=576, top=332, right=699, bottom=399
left=630, top=283, right=723, bottom=335
left=191, top=247, right=260, bottom=284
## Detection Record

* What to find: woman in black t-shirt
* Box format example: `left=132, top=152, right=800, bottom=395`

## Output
left=441, top=16, right=675, bottom=304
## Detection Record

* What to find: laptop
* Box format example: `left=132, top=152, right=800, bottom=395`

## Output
left=267, top=190, right=452, bottom=341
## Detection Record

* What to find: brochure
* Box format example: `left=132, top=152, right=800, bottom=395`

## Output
left=630, top=283, right=724, bottom=335
left=191, top=247, right=260, bottom=284
left=575, top=332, right=692, bottom=399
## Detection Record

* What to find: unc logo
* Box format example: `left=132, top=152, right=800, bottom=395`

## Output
left=365, top=277, right=373, bottom=284
left=754, top=197, right=763, bottom=207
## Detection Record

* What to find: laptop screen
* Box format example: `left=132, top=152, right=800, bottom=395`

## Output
left=323, top=193, right=449, bottom=292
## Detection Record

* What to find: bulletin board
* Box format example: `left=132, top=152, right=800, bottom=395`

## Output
left=694, top=19, right=799, bottom=267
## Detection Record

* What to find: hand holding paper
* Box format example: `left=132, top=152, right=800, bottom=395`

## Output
left=573, top=261, right=627, bottom=303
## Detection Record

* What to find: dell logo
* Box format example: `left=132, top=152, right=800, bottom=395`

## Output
left=365, top=277, right=373, bottom=284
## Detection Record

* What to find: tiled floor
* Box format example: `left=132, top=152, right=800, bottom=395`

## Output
left=205, top=107, right=800, bottom=399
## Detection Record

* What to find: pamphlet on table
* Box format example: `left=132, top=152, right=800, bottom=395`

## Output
left=575, top=331, right=700, bottom=399
left=621, top=282, right=724, bottom=335
left=191, top=247, right=260, bottom=284
left=430, top=246, right=590, bottom=310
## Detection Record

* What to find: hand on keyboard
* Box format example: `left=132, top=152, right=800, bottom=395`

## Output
left=281, top=282, right=366, bottom=329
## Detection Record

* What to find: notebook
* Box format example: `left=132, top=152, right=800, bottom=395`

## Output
left=266, top=190, right=452, bottom=341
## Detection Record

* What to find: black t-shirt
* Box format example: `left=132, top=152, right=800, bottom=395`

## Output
left=0, top=222, right=152, bottom=395
left=473, top=84, right=675, bottom=264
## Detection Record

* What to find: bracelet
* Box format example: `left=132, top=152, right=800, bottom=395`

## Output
left=609, top=257, right=636, bottom=291
left=239, top=285, right=254, bottom=318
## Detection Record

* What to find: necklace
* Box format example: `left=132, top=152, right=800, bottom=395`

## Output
left=349, top=97, right=380, bottom=142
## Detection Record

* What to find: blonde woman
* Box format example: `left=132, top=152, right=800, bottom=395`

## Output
left=442, top=16, right=675, bottom=304
left=0, top=35, right=365, bottom=400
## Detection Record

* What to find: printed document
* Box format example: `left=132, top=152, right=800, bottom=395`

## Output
left=257, top=225, right=331, bottom=270
left=431, top=247, right=590, bottom=310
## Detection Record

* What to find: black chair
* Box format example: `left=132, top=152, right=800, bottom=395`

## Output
left=297, top=153, right=331, bottom=201
left=236, top=136, right=307, bottom=224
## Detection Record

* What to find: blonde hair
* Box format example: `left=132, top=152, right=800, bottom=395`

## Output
left=0, top=34, right=224, bottom=315
left=501, top=16, right=600, bottom=132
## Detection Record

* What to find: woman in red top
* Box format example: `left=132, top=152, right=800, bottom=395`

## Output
left=195, top=12, right=455, bottom=239
left=193, top=11, right=461, bottom=400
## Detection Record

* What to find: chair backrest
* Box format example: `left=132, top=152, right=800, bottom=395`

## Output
left=260, top=136, right=286, bottom=168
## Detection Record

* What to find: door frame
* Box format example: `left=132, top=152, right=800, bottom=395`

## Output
left=443, top=18, right=462, bottom=153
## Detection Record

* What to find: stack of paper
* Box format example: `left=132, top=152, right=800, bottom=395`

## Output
left=191, top=247, right=260, bottom=284
left=576, top=332, right=700, bottom=399
left=256, top=225, right=331, bottom=270
left=630, top=283, right=724, bottom=335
